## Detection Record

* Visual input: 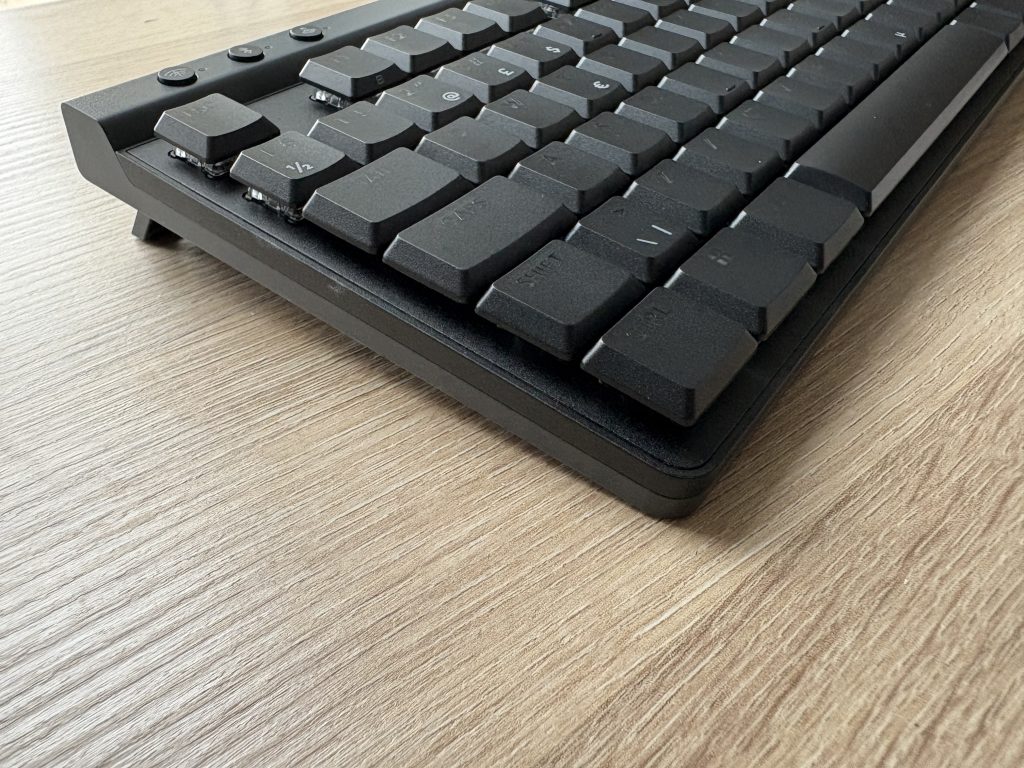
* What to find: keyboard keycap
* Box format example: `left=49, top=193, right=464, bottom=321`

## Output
left=510, top=141, right=630, bottom=214
left=416, top=116, right=530, bottom=182
left=362, top=26, right=457, bottom=73
left=627, top=159, right=744, bottom=234
left=488, top=32, right=580, bottom=78
left=666, top=228, right=816, bottom=338
left=755, top=76, right=847, bottom=129
left=619, top=25, right=703, bottom=68
left=303, top=148, right=471, bottom=254
left=567, top=196, right=700, bottom=282
left=615, top=86, right=715, bottom=143
left=377, top=76, right=483, bottom=131
left=731, top=24, right=811, bottom=67
left=531, top=65, right=629, bottom=118
left=154, top=94, right=279, bottom=167
left=576, top=0, right=656, bottom=36
left=436, top=53, right=534, bottom=103
left=299, top=47, right=404, bottom=101
left=659, top=63, right=752, bottom=114
left=788, top=0, right=862, bottom=29
left=477, top=241, right=647, bottom=360
left=384, top=176, right=574, bottom=302
left=308, top=102, right=423, bottom=165
left=790, top=55, right=873, bottom=104
left=697, top=43, right=784, bottom=88
left=578, top=45, right=668, bottom=92
left=789, top=24, right=1007, bottom=214
left=656, top=10, right=735, bottom=48
left=734, top=177, right=864, bottom=272
left=417, top=8, right=505, bottom=52
left=463, top=0, right=549, bottom=33
left=582, top=288, right=758, bottom=426
left=763, top=10, right=837, bottom=46
left=535, top=16, right=620, bottom=56
left=817, top=36, right=897, bottom=82
left=614, top=0, right=689, bottom=19
left=676, top=128, right=783, bottom=195
left=566, top=112, right=676, bottom=175
left=477, top=89, right=583, bottom=148
left=690, top=0, right=765, bottom=32
left=718, top=100, right=817, bottom=161
left=958, top=3, right=1024, bottom=48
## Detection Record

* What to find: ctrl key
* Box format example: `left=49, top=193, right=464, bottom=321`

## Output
left=582, top=288, right=757, bottom=426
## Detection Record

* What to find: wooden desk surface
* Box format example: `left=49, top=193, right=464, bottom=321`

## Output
left=2, top=1, right=1023, bottom=765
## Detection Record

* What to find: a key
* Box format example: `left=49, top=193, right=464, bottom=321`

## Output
left=535, top=16, right=620, bottom=57
left=463, top=0, right=549, bottom=33
left=676, top=128, right=784, bottom=196
left=567, top=196, right=700, bottom=282
left=697, top=43, right=783, bottom=88
left=303, top=148, right=472, bottom=254
left=308, top=102, right=423, bottom=165
left=733, top=177, right=863, bottom=272
left=154, top=94, right=279, bottom=172
left=656, top=10, right=735, bottom=48
left=477, top=89, right=583, bottom=148
left=614, top=0, right=689, bottom=19
left=689, top=0, right=765, bottom=32
left=510, top=141, right=630, bottom=214
left=619, top=26, right=703, bottom=68
left=566, top=112, right=676, bottom=175
left=665, top=228, right=817, bottom=339
left=488, top=32, right=580, bottom=78
left=659, top=63, right=752, bottom=114
left=615, top=86, right=715, bottom=143
left=362, top=26, right=457, bottom=73
left=582, top=288, right=758, bottom=426
left=299, top=47, right=404, bottom=102
left=789, top=24, right=1008, bottom=214
left=788, top=0, right=862, bottom=29
left=576, top=0, right=656, bottom=36
left=384, top=176, right=574, bottom=302
left=789, top=56, right=873, bottom=105
left=731, top=24, right=812, bottom=68
left=531, top=66, right=629, bottom=118
left=231, top=132, right=357, bottom=216
left=477, top=241, right=647, bottom=360
left=416, top=8, right=505, bottom=52
left=578, top=45, right=668, bottom=92
left=376, top=76, right=483, bottom=132
left=494, top=258, right=639, bottom=358
left=626, top=159, right=744, bottom=234
left=717, top=100, right=817, bottom=161
left=416, top=116, right=530, bottom=182
left=755, top=76, right=847, bottom=130
left=762, top=10, right=838, bottom=47
left=817, top=37, right=897, bottom=82
left=436, top=53, right=534, bottom=103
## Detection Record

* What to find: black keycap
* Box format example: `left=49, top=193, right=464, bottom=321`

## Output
left=303, top=148, right=472, bottom=254
left=615, top=86, right=715, bottom=143
left=582, top=288, right=758, bottom=426
left=788, top=0, right=862, bottom=29
left=790, top=24, right=1007, bottom=214
left=154, top=93, right=279, bottom=166
left=697, top=43, right=784, bottom=88
left=230, top=132, right=357, bottom=210
left=417, top=8, right=505, bottom=52
left=308, top=102, right=423, bottom=165
left=614, top=0, right=689, bottom=19
left=762, top=10, right=838, bottom=46
left=157, top=66, right=197, bottom=87
left=717, top=100, right=817, bottom=161
left=510, top=141, right=630, bottom=214
left=619, top=26, right=703, bottom=68
left=755, top=76, right=847, bottom=130
left=790, top=54, right=873, bottom=104
left=842, top=19, right=915, bottom=61
left=578, top=45, right=668, bottom=92
left=731, top=24, right=812, bottom=67
left=817, top=36, right=897, bottom=81
left=416, top=116, right=530, bottom=182
left=665, top=228, right=817, bottom=339
left=659, top=63, right=752, bottom=114
left=488, top=32, right=580, bottom=78
left=531, top=66, right=629, bottom=118
left=865, top=4, right=936, bottom=42
left=576, top=0, right=656, bottom=36
left=376, top=76, right=484, bottom=131
left=899, top=0, right=957, bottom=23
left=362, top=26, right=458, bottom=73
left=566, top=112, right=676, bottom=175
left=689, top=0, right=765, bottom=32
left=567, top=196, right=700, bottom=282
left=958, top=3, right=1024, bottom=48
left=675, top=128, right=784, bottom=195
left=733, top=177, right=864, bottom=272
left=477, top=241, right=647, bottom=360
left=384, top=176, right=574, bottom=302
left=227, top=45, right=264, bottom=63
left=535, top=16, right=620, bottom=57
left=436, top=53, right=534, bottom=103
left=545, top=0, right=591, bottom=7
left=656, top=10, right=735, bottom=48
left=299, top=47, right=404, bottom=100
left=626, top=160, right=744, bottom=234
left=477, top=89, right=582, bottom=148
left=463, top=0, right=549, bottom=33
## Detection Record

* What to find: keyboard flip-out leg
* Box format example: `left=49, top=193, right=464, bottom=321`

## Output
left=131, top=213, right=179, bottom=242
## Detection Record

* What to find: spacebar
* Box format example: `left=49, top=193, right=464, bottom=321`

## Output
left=788, top=23, right=1007, bottom=215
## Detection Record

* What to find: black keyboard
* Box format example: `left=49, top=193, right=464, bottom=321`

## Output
left=63, top=0, right=1024, bottom=516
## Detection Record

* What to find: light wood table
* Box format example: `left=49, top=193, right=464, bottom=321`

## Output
left=2, top=1, right=1023, bottom=765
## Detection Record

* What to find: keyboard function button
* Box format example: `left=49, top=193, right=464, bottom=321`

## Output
left=157, top=67, right=197, bottom=86
left=290, top=26, right=324, bottom=42
left=228, top=45, right=264, bottom=63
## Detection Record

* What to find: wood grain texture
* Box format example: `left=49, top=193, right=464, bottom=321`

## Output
left=1, top=1, right=1022, bottom=765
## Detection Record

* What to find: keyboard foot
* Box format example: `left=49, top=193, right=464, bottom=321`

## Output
left=132, top=213, right=179, bottom=242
